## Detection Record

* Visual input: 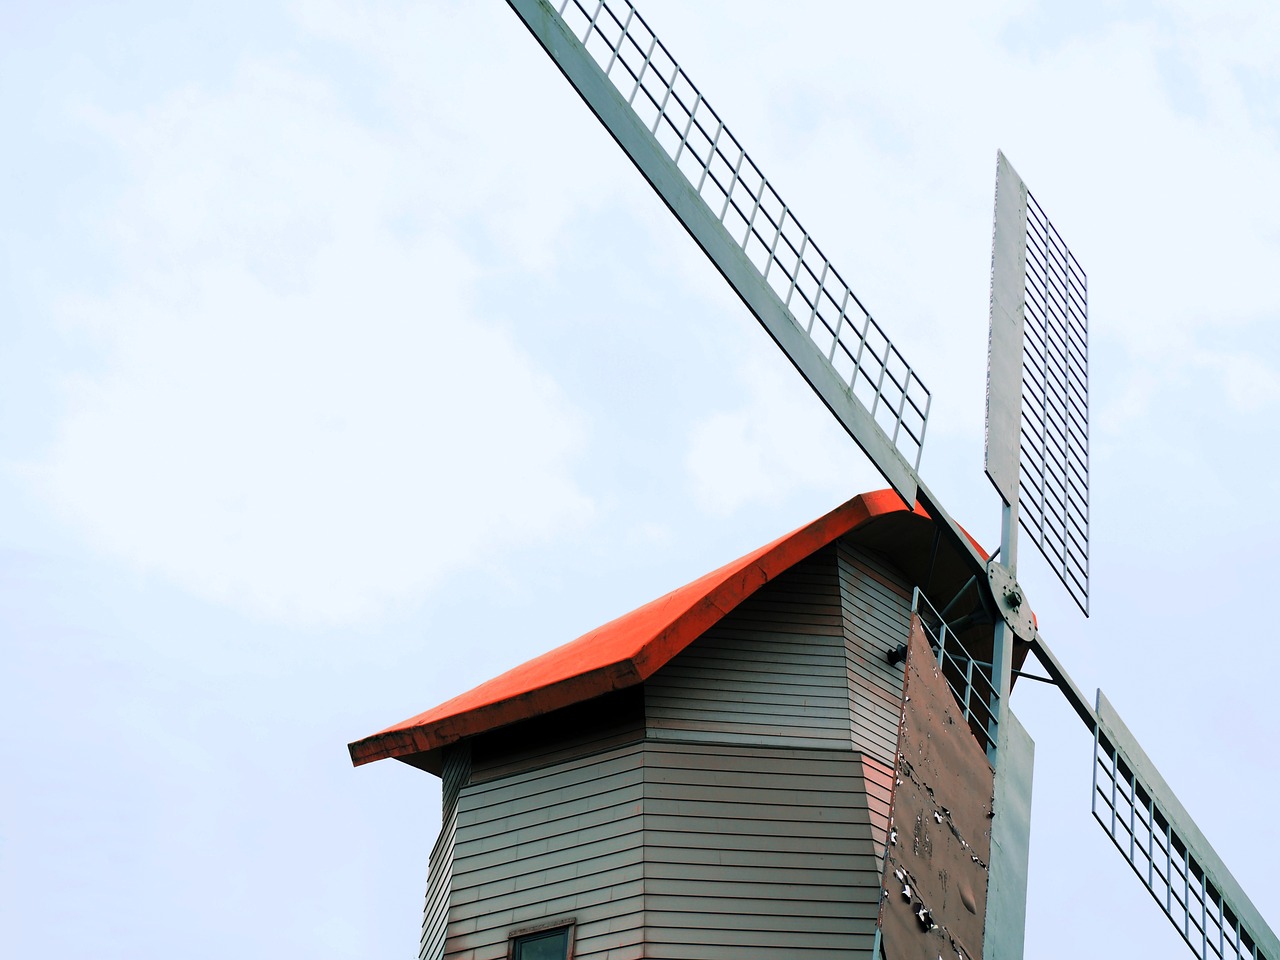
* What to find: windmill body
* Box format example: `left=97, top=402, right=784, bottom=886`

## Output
left=352, top=494, right=1034, bottom=960
left=352, top=1, right=1278, bottom=958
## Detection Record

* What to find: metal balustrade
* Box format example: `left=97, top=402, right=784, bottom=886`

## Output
left=910, top=588, right=999, bottom=756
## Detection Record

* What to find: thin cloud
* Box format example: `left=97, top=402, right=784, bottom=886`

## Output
left=685, top=349, right=879, bottom=515
left=33, top=55, right=593, bottom=626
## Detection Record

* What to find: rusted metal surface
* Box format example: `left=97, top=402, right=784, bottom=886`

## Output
left=879, top=614, right=995, bottom=960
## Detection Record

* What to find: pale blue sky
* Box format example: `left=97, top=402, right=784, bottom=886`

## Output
left=3, top=1, right=1278, bottom=957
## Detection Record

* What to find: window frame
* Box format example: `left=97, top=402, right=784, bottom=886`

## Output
left=507, top=917, right=576, bottom=960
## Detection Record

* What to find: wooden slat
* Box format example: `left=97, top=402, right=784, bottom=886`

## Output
left=449, top=875, right=643, bottom=932
left=843, top=548, right=914, bottom=598
left=453, top=827, right=644, bottom=891
left=448, top=890, right=646, bottom=945
left=662, top=639, right=846, bottom=667
left=644, top=899, right=878, bottom=925
left=646, top=685, right=848, bottom=710
left=458, top=779, right=642, bottom=841
left=422, top=743, right=469, bottom=960
left=463, top=745, right=641, bottom=807
left=642, top=945, right=871, bottom=960
left=469, top=687, right=644, bottom=784
left=646, top=843, right=877, bottom=872
left=840, top=597, right=911, bottom=641
left=572, top=920, right=647, bottom=959
left=644, top=775, right=866, bottom=806
left=643, top=742, right=857, bottom=773
left=837, top=583, right=912, bottom=637
left=451, top=860, right=642, bottom=920
left=645, top=904, right=878, bottom=929
left=451, top=813, right=640, bottom=875
left=646, top=864, right=880, bottom=890
left=653, top=664, right=844, bottom=693
left=646, top=702, right=846, bottom=729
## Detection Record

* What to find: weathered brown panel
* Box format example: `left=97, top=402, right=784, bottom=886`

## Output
left=879, top=616, right=994, bottom=960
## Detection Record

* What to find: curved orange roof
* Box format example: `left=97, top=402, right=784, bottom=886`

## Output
left=349, top=490, right=929, bottom=768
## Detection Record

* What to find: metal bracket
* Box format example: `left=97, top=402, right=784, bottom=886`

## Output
left=987, top=561, right=1034, bottom=640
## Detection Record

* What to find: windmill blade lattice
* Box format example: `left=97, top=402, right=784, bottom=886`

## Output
left=987, top=151, right=1090, bottom=614
left=515, top=0, right=931, bottom=502
left=1092, top=692, right=1278, bottom=960
left=1021, top=188, right=1090, bottom=612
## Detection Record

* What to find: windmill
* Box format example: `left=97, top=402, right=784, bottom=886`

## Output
left=353, top=2, right=1277, bottom=958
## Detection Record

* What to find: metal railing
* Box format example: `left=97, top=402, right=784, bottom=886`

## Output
left=910, top=587, right=999, bottom=756
left=555, top=0, right=931, bottom=469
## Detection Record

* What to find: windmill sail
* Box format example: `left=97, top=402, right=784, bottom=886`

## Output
left=986, top=151, right=1090, bottom=614
left=1092, top=691, right=1278, bottom=960
left=507, top=0, right=931, bottom=505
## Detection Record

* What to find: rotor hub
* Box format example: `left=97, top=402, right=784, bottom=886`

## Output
left=987, top=561, right=1035, bottom=639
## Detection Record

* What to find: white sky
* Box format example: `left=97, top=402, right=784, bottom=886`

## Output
left=3, top=1, right=1278, bottom=957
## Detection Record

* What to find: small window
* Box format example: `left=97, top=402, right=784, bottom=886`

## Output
left=510, top=923, right=572, bottom=960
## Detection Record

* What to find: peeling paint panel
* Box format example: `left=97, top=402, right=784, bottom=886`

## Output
left=879, top=615, right=995, bottom=960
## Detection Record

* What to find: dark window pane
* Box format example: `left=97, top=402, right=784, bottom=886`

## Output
left=513, top=928, right=569, bottom=960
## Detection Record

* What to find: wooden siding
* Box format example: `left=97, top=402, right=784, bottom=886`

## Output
left=447, top=741, right=646, bottom=960
left=837, top=540, right=912, bottom=764
left=645, top=548, right=850, bottom=749
left=644, top=541, right=913, bottom=763
left=861, top=754, right=895, bottom=877
left=422, top=743, right=471, bottom=960
left=643, top=741, right=881, bottom=958
left=470, top=688, right=644, bottom=785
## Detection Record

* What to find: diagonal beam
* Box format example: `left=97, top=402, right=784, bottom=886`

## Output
left=507, top=0, right=926, bottom=504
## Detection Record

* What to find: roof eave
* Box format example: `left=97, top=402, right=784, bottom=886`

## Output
left=349, top=489, right=924, bottom=768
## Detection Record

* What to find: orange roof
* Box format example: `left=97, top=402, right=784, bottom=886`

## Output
left=349, top=490, right=929, bottom=768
